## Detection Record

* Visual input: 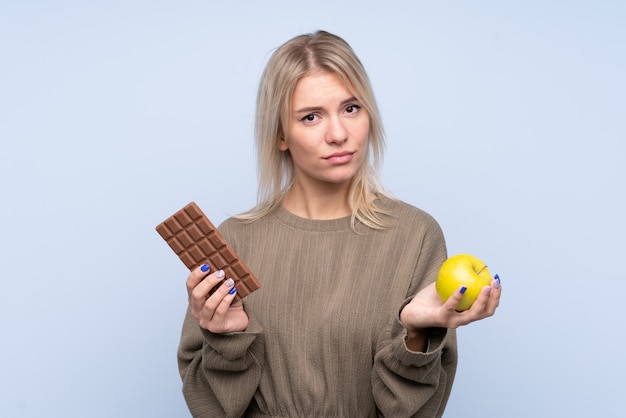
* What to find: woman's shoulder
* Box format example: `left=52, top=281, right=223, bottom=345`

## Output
left=217, top=207, right=279, bottom=240
left=373, top=196, right=447, bottom=257
left=218, top=214, right=257, bottom=237
left=377, top=195, right=441, bottom=227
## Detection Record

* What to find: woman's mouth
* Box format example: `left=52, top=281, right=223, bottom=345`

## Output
left=323, top=151, right=355, bottom=164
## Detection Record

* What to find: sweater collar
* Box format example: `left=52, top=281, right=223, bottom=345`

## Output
left=271, top=204, right=353, bottom=232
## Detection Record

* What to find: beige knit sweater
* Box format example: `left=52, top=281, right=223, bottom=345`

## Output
left=178, top=197, right=457, bottom=417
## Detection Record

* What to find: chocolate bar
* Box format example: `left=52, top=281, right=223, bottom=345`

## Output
left=155, top=201, right=261, bottom=300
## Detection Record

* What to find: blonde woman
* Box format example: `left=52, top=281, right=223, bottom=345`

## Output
left=178, top=30, right=501, bottom=417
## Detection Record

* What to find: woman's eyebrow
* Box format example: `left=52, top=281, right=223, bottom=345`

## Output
left=294, top=96, right=359, bottom=114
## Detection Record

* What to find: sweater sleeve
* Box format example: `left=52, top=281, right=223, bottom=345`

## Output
left=177, top=305, right=265, bottom=418
left=371, top=305, right=458, bottom=417
left=371, top=214, right=458, bottom=417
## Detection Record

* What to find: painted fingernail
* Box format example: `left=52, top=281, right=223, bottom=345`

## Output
left=200, top=264, right=210, bottom=272
left=217, top=270, right=225, bottom=278
left=460, top=286, right=467, bottom=294
left=226, top=278, right=234, bottom=287
left=228, top=287, right=237, bottom=295
left=486, top=287, right=493, bottom=295
left=494, top=274, right=501, bottom=289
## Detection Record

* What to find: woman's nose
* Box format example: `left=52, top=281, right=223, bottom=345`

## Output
left=325, top=116, right=348, bottom=144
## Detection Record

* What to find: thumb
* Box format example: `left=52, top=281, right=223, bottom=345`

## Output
left=443, top=285, right=467, bottom=311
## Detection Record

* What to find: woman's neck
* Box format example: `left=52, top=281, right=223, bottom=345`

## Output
left=281, top=181, right=351, bottom=220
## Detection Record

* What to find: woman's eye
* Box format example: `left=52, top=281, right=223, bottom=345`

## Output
left=345, top=104, right=361, bottom=114
left=301, top=114, right=317, bottom=122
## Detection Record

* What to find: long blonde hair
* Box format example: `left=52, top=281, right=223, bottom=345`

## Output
left=238, top=30, right=393, bottom=229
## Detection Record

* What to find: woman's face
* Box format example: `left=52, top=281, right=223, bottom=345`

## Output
left=279, top=71, right=370, bottom=190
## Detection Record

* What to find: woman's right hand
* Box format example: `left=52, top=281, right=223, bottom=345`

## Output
left=186, top=264, right=249, bottom=333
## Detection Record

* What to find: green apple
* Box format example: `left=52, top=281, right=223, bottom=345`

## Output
left=436, top=254, right=492, bottom=311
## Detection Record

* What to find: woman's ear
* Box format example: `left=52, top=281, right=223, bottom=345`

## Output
left=278, top=136, right=289, bottom=151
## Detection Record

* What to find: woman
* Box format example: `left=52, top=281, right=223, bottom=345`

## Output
left=178, top=30, right=501, bottom=417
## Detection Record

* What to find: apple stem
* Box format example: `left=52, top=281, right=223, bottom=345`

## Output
left=476, top=265, right=488, bottom=275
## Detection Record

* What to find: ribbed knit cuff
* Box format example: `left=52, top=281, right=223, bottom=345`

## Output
left=201, top=316, right=263, bottom=361
left=395, top=298, right=448, bottom=367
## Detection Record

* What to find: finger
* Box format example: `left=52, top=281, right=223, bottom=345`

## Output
left=189, top=269, right=227, bottom=321
left=189, top=271, right=228, bottom=317
left=493, top=274, right=501, bottom=291
left=468, top=283, right=502, bottom=321
left=472, top=285, right=493, bottom=312
left=486, top=275, right=502, bottom=312
left=190, top=269, right=227, bottom=302
left=443, top=285, right=468, bottom=311
left=186, top=263, right=212, bottom=294
left=209, top=278, right=239, bottom=317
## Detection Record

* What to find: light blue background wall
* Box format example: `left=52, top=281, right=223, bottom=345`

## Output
left=1, top=1, right=624, bottom=417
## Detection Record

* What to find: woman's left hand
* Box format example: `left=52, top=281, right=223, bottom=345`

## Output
left=400, top=277, right=501, bottom=332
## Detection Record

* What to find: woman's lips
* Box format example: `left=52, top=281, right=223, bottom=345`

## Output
left=323, top=151, right=355, bottom=164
